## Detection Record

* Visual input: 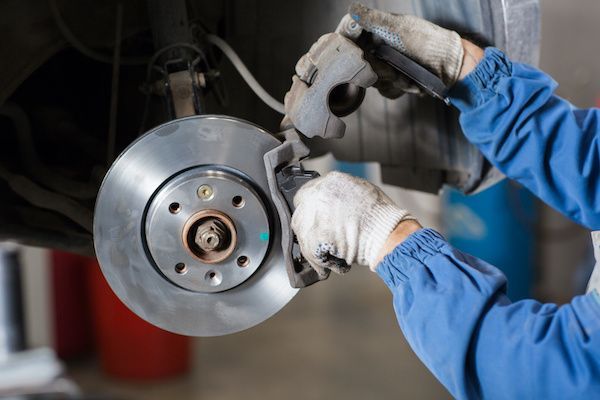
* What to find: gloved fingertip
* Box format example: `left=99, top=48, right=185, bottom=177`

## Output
left=348, top=3, right=370, bottom=23
left=307, top=260, right=329, bottom=279
left=329, top=260, right=352, bottom=275
left=348, top=2, right=367, bottom=15
left=312, top=243, right=351, bottom=275
left=280, top=115, right=293, bottom=131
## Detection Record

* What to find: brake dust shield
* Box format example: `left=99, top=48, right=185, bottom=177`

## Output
left=93, top=116, right=298, bottom=336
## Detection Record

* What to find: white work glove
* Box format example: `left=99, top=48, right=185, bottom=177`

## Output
left=347, top=3, right=465, bottom=98
left=291, top=172, right=415, bottom=276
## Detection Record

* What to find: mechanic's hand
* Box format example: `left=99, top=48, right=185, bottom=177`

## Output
left=291, top=171, right=415, bottom=276
left=346, top=3, right=464, bottom=98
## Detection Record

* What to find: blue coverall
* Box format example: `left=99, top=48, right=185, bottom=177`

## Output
left=376, top=48, right=600, bottom=399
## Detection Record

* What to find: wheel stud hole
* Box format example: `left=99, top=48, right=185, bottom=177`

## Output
left=175, top=263, right=187, bottom=274
left=237, top=255, right=250, bottom=268
left=232, top=196, right=245, bottom=208
left=205, top=270, right=222, bottom=286
left=169, top=202, right=181, bottom=214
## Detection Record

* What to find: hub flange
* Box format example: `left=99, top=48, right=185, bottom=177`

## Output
left=145, top=168, right=271, bottom=293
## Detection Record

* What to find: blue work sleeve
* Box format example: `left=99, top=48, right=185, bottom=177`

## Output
left=377, top=228, right=600, bottom=400
left=449, top=48, right=600, bottom=230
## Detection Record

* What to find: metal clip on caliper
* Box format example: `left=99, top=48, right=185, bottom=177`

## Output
left=266, top=16, right=449, bottom=288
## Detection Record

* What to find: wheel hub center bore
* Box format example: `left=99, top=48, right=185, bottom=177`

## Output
left=184, top=210, right=237, bottom=263
left=196, top=221, right=225, bottom=251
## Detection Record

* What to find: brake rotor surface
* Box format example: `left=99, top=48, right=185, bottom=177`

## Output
left=93, top=115, right=298, bottom=336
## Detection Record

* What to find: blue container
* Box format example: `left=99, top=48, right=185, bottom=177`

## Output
left=334, top=160, right=372, bottom=179
left=442, top=180, right=536, bottom=300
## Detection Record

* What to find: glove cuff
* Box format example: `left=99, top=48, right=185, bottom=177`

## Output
left=361, top=203, right=414, bottom=269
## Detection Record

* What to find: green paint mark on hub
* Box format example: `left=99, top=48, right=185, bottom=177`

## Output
left=260, top=232, right=269, bottom=241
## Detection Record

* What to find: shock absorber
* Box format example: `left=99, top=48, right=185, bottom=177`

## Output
left=146, top=0, right=205, bottom=118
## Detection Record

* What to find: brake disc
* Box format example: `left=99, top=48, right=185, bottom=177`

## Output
left=93, top=115, right=298, bottom=336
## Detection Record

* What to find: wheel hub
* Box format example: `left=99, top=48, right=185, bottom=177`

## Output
left=144, top=168, right=271, bottom=293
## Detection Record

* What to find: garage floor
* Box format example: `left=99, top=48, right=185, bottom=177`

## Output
left=69, top=267, right=450, bottom=399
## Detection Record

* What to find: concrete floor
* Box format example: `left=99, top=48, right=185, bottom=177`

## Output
left=62, top=160, right=446, bottom=399
left=70, top=268, right=450, bottom=399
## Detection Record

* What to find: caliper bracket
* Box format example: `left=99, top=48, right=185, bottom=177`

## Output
left=264, top=129, right=325, bottom=288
